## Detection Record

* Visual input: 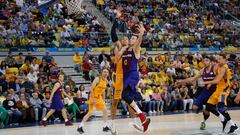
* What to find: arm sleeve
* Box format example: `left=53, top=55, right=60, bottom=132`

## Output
left=111, top=18, right=119, bottom=43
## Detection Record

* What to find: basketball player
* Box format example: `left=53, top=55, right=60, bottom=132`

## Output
left=77, top=68, right=110, bottom=134
left=110, top=10, right=143, bottom=134
left=119, top=22, right=150, bottom=132
left=203, top=54, right=238, bottom=133
left=176, top=56, right=218, bottom=130
left=41, top=73, right=72, bottom=126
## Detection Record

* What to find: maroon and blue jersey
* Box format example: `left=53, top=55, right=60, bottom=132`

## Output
left=122, top=48, right=139, bottom=94
left=50, top=81, right=64, bottom=111
left=194, top=65, right=217, bottom=107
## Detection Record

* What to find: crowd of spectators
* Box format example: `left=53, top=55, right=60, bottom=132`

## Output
left=97, top=0, right=240, bottom=49
left=213, top=0, right=240, bottom=19
left=0, top=0, right=109, bottom=49
left=0, top=50, right=240, bottom=128
left=0, top=51, right=89, bottom=128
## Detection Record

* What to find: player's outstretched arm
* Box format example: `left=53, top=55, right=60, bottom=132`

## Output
left=175, top=69, right=203, bottom=85
left=111, top=10, right=121, bottom=48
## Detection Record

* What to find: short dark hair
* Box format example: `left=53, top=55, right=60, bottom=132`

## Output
left=219, top=53, right=227, bottom=59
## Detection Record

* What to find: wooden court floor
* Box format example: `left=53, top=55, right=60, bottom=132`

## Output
left=0, top=110, right=239, bottom=135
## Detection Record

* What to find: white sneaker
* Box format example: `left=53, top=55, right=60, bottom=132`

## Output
left=149, top=111, right=153, bottom=114
left=129, top=121, right=143, bottom=132
left=153, top=111, right=156, bottom=113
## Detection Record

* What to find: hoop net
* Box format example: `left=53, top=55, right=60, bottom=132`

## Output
left=65, top=0, right=84, bottom=15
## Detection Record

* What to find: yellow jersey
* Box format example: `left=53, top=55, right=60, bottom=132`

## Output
left=92, top=78, right=107, bottom=97
left=216, top=64, right=231, bottom=90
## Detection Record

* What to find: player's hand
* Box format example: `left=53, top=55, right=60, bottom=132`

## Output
left=48, top=99, right=52, bottom=104
left=138, top=22, right=145, bottom=35
left=234, top=95, right=240, bottom=104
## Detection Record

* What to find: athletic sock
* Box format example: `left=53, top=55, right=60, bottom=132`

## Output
left=43, top=117, right=47, bottom=121
left=103, top=122, right=108, bottom=128
left=130, top=102, right=142, bottom=114
left=218, top=114, right=225, bottom=122
left=65, top=119, right=68, bottom=122
left=79, top=122, right=84, bottom=128
left=229, top=120, right=235, bottom=126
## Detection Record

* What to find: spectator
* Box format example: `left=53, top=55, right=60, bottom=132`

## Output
left=181, top=86, right=193, bottom=111
left=81, top=58, right=91, bottom=80
left=24, top=52, right=34, bottom=64
left=100, top=56, right=110, bottom=70
left=4, top=52, right=17, bottom=68
left=90, top=57, right=100, bottom=71
left=21, top=59, right=31, bottom=74
left=15, top=52, right=24, bottom=68
left=171, top=87, right=183, bottom=112
left=89, top=66, right=100, bottom=82
left=194, top=52, right=202, bottom=61
left=27, top=68, right=38, bottom=83
left=151, top=87, right=164, bottom=113
left=30, top=92, right=47, bottom=122
left=42, top=51, right=54, bottom=63
left=0, top=106, right=9, bottom=128
left=73, top=52, right=82, bottom=73
left=3, top=93, right=22, bottom=123
left=16, top=93, right=31, bottom=123
left=98, top=50, right=109, bottom=64
left=31, top=58, right=39, bottom=74
left=65, top=76, right=76, bottom=91
left=140, top=89, right=153, bottom=113
left=0, top=61, right=7, bottom=74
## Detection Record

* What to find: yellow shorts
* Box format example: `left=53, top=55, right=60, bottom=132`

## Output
left=88, top=96, right=106, bottom=112
left=207, top=86, right=230, bottom=105
left=112, top=73, right=123, bottom=100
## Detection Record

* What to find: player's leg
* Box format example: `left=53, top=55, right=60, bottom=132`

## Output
left=61, top=108, right=72, bottom=126
left=41, top=109, right=56, bottom=126
left=102, top=107, right=111, bottom=132
left=77, top=103, right=94, bottom=134
left=122, top=86, right=150, bottom=132
left=217, top=93, right=238, bottom=133
left=128, top=105, right=143, bottom=131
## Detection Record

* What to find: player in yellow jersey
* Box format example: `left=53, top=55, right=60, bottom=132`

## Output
left=203, top=54, right=238, bottom=134
left=77, top=68, right=110, bottom=134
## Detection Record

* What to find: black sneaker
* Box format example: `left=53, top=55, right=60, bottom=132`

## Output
left=228, top=124, right=238, bottom=134
left=103, top=126, right=110, bottom=132
left=77, top=127, right=84, bottom=134
left=222, top=119, right=228, bottom=132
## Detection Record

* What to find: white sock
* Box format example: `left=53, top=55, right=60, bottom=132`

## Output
left=130, top=102, right=142, bottom=114
left=110, top=119, right=115, bottom=125
left=79, top=122, right=84, bottom=128
left=229, top=120, right=235, bottom=126
left=132, top=118, right=137, bottom=123
left=43, top=117, right=47, bottom=121
left=65, top=119, right=69, bottom=122
left=103, top=122, right=108, bottom=128
left=218, top=114, right=225, bottom=122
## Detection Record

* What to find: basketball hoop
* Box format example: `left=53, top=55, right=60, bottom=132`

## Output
left=65, top=0, right=84, bottom=15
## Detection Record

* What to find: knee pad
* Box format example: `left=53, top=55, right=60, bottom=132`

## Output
left=121, top=86, right=133, bottom=104
left=217, top=102, right=226, bottom=113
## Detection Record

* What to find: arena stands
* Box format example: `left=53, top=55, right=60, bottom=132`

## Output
left=98, top=0, right=240, bottom=49
left=0, top=0, right=240, bottom=129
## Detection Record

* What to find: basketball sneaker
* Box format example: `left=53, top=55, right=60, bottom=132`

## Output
left=65, top=120, right=73, bottom=126
left=228, top=124, right=238, bottom=134
left=200, top=122, right=206, bottom=130
left=103, top=126, right=111, bottom=132
left=222, top=119, right=228, bottom=132
left=138, top=113, right=151, bottom=132
left=77, top=127, right=84, bottom=134
left=41, top=120, right=47, bottom=127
